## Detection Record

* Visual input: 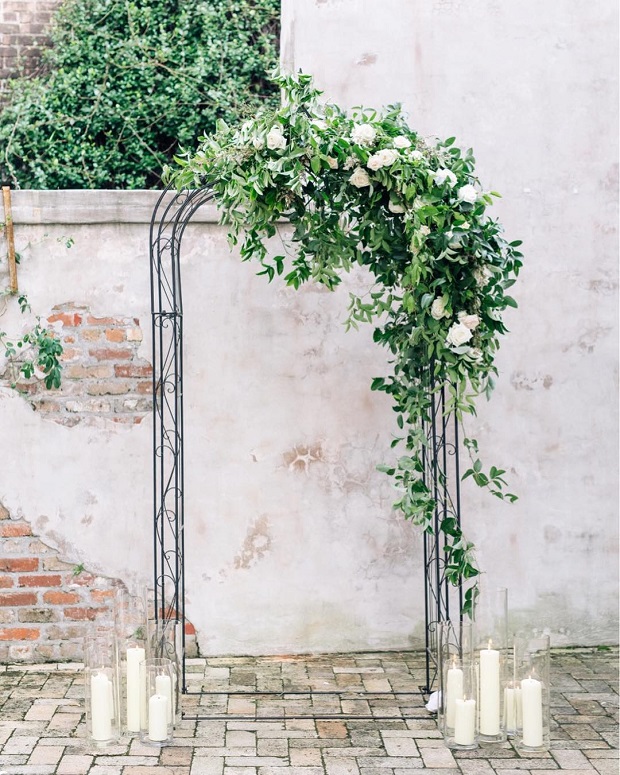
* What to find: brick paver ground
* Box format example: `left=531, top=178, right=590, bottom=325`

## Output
left=0, top=647, right=616, bottom=775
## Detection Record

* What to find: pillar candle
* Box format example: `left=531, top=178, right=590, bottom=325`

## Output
left=454, top=698, right=476, bottom=746
left=515, top=686, right=523, bottom=727
left=90, top=671, right=112, bottom=741
left=521, top=677, right=543, bottom=747
left=126, top=646, right=145, bottom=732
left=503, top=684, right=516, bottom=731
left=148, top=694, right=169, bottom=742
left=156, top=673, right=173, bottom=724
left=445, top=659, right=464, bottom=730
left=479, top=643, right=500, bottom=736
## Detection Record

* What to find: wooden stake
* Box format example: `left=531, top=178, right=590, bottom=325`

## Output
left=2, top=185, right=17, bottom=293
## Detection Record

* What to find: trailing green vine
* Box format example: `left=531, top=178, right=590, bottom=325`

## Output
left=168, top=72, right=522, bottom=611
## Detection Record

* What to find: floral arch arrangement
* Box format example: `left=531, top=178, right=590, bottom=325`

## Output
left=169, top=72, right=522, bottom=613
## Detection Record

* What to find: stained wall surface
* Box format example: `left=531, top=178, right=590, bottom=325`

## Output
left=282, top=0, right=619, bottom=642
left=0, top=0, right=617, bottom=659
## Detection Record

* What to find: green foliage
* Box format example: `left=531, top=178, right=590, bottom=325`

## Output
left=0, top=0, right=280, bottom=189
left=169, top=72, right=523, bottom=600
left=0, top=296, right=63, bottom=390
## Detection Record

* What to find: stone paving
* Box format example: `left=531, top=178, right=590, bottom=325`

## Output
left=0, top=647, right=616, bottom=775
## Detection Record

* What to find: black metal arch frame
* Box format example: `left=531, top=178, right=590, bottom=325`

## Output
left=149, top=183, right=463, bottom=715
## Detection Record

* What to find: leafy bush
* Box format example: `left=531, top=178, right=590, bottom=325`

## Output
left=0, top=0, right=280, bottom=189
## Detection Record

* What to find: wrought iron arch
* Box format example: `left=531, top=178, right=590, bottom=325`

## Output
left=149, top=183, right=463, bottom=702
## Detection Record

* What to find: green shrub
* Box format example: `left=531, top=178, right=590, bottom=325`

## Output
left=0, top=0, right=280, bottom=189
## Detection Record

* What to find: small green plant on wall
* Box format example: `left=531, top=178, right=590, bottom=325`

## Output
left=0, top=228, right=63, bottom=391
left=168, top=72, right=523, bottom=611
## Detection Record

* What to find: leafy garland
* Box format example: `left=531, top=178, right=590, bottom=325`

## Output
left=169, top=72, right=522, bottom=612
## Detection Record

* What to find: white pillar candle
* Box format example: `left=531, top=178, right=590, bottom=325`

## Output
left=126, top=646, right=145, bottom=732
left=90, top=671, right=112, bottom=741
left=445, top=659, right=464, bottom=729
left=148, top=694, right=169, bottom=742
left=479, top=643, right=500, bottom=736
left=521, top=677, right=543, bottom=747
left=156, top=673, right=173, bottom=724
left=515, top=686, right=523, bottom=727
left=454, top=698, right=476, bottom=746
left=503, top=685, right=516, bottom=731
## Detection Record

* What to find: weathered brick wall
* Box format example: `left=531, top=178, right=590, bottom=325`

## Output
left=0, top=501, right=119, bottom=662
left=0, top=0, right=60, bottom=93
left=0, top=501, right=197, bottom=663
left=3, top=302, right=153, bottom=426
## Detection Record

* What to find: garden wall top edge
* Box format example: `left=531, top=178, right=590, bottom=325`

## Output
left=9, top=189, right=221, bottom=225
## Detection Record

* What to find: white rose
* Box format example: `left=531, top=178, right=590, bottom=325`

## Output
left=393, top=135, right=411, bottom=149
left=367, top=153, right=385, bottom=171
left=266, top=126, right=286, bottom=150
left=431, top=297, right=447, bottom=320
left=445, top=322, right=474, bottom=349
left=252, top=136, right=265, bottom=150
left=457, top=184, right=478, bottom=204
left=411, top=150, right=423, bottom=161
left=325, top=156, right=338, bottom=169
left=434, top=168, right=457, bottom=187
left=351, top=123, right=377, bottom=147
left=419, top=225, right=431, bottom=237
left=457, top=312, right=480, bottom=330
left=376, top=148, right=398, bottom=166
left=388, top=200, right=405, bottom=214
left=349, top=167, right=371, bottom=188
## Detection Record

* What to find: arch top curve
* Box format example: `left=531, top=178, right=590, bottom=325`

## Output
left=149, top=183, right=216, bottom=317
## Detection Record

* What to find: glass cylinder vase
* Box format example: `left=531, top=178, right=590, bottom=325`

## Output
left=84, top=630, right=121, bottom=745
left=437, top=619, right=474, bottom=744
left=115, top=589, right=148, bottom=735
left=147, top=618, right=182, bottom=726
left=515, top=635, right=551, bottom=753
left=140, top=658, right=175, bottom=745
left=473, top=586, right=509, bottom=743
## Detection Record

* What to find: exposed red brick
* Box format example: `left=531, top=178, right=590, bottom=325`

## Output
left=89, top=348, right=133, bottom=361
left=43, top=590, right=80, bottom=605
left=185, top=621, right=196, bottom=635
left=18, top=574, right=61, bottom=587
left=86, top=315, right=124, bottom=326
left=105, top=328, right=126, bottom=342
left=114, top=364, right=153, bottom=378
left=64, top=606, right=99, bottom=621
left=0, top=558, right=38, bottom=572
left=0, top=592, right=37, bottom=606
left=90, top=589, right=115, bottom=602
left=0, top=577, right=13, bottom=589
left=48, top=312, right=82, bottom=327
left=0, top=627, right=40, bottom=641
left=71, top=572, right=95, bottom=586
left=0, top=522, right=32, bottom=537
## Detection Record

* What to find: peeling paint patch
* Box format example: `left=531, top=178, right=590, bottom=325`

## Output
left=233, top=515, right=272, bottom=570
left=283, top=442, right=325, bottom=473
left=510, top=372, right=554, bottom=390
left=356, top=52, right=377, bottom=66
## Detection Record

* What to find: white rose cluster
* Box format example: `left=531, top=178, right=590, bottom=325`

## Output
left=457, top=311, right=480, bottom=330
left=367, top=148, right=398, bottom=171
left=351, top=123, right=377, bottom=147
left=393, top=135, right=411, bottom=149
